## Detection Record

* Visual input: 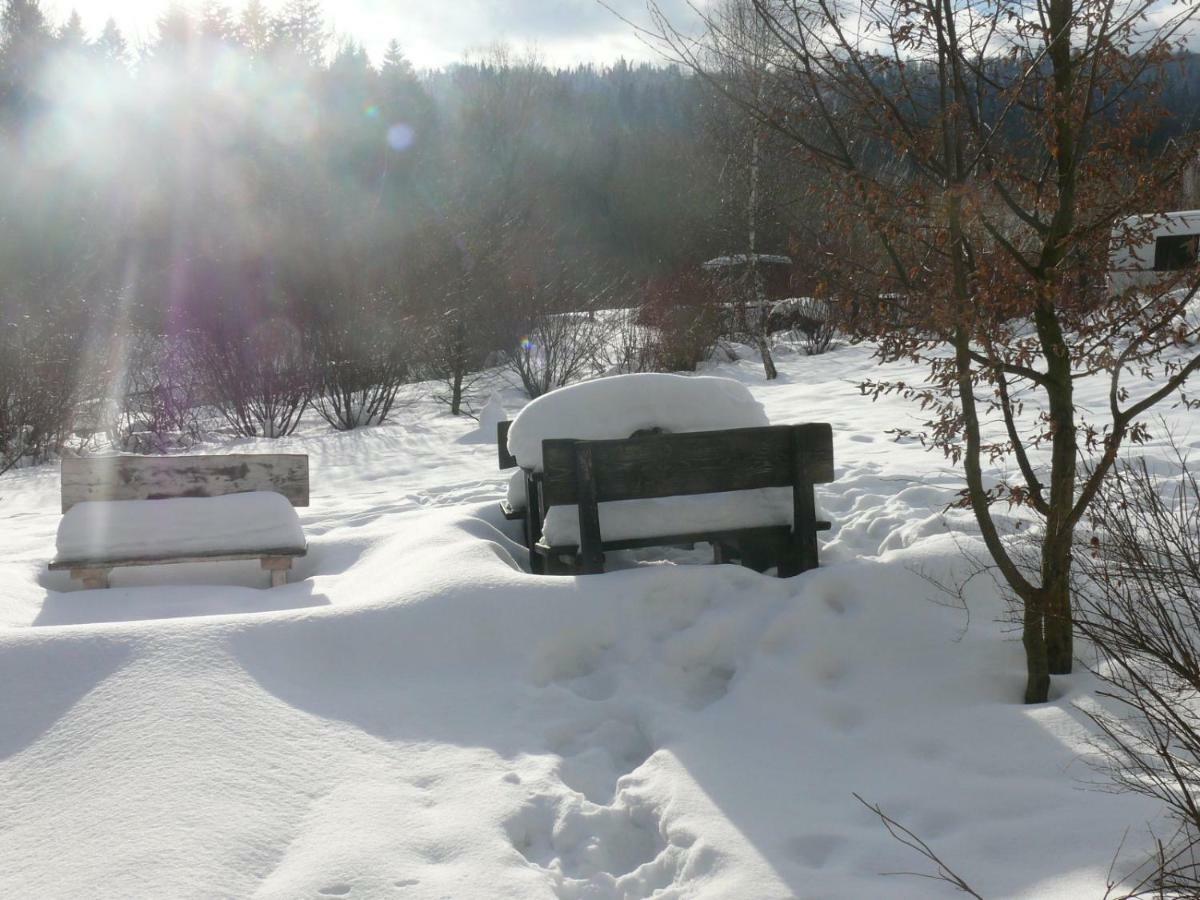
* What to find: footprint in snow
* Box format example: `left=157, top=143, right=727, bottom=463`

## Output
left=317, top=885, right=352, bottom=897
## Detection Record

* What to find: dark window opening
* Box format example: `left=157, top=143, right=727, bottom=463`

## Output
left=1153, top=233, right=1200, bottom=271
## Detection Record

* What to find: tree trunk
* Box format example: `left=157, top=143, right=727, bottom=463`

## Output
left=450, top=366, right=463, bottom=416
left=747, top=82, right=777, bottom=381
left=1023, top=592, right=1051, bottom=703
left=1036, top=306, right=1077, bottom=675
left=1044, top=576, right=1073, bottom=675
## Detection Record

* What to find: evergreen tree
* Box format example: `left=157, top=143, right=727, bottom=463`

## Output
left=154, top=2, right=194, bottom=54
left=199, top=1, right=235, bottom=45
left=94, top=16, right=126, bottom=66
left=56, top=8, right=85, bottom=48
left=0, top=0, right=51, bottom=115
left=382, top=39, right=412, bottom=78
left=237, top=0, right=272, bottom=58
left=276, top=0, right=325, bottom=67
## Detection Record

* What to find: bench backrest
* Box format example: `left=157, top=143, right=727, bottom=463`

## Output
left=61, top=454, right=310, bottom=513
left=540, top=423, right=833, bottom=507
left=497, top=421, right=518, bottom=470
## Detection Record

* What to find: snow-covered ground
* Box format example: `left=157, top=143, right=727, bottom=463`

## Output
left=1, top=340, right=1195, bottom=899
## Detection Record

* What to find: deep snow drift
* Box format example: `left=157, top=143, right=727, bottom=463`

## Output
left=1, top=339, right=1194, bottom=899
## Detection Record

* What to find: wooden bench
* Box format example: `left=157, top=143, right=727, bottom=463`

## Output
left=49, top=454, right=310, bottom=590
left=531, top=423, right=833, bottom=576
left=498, top=420, right=543, bottom=555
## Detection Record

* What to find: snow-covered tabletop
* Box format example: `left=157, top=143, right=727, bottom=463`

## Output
left=506, top=373, right=769, bottom=472
left=55, top=491, right=306, bottom=562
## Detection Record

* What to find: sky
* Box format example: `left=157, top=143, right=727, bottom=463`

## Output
left=40, top=0, right=702, bottom=70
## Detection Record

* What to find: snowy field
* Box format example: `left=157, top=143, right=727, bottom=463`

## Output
left=1, top=339, right=1196, bottom=899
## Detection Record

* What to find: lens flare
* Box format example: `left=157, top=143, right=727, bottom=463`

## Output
left=520, top=337, right=535, bottom=352
left=364, top=104, right=380, bottom=119
left=386, top=122, right=415, bottom=151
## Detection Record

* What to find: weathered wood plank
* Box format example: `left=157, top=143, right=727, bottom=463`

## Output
left=261, top=556, right=293, bottom=588
left=497, top=421, right=518, bottom=470
left=541, top=424, right=833, bottom=506
left=50, top=546, right=308, bottom=570
left=71, top=567, right=111, bottom=590
left=61, top=454, right=310, bottom=512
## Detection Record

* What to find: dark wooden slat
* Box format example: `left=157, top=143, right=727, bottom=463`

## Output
left=61, top=454, right=310, bottom=512
left=497, top=421, right=518, bottom=470
left=536, top=525, right=792, bottom=555
left=525, top=472, right=545, bottom=574
left=790, top=429, right=820, bottom=575
left=574, top=444, right=605, bottom=575
left=541, top=424, right=833, bottom=506
left=534, top=521, right=831, bottom=555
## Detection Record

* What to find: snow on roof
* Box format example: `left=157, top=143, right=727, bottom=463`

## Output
left=701, top=253, right=792, bottom=270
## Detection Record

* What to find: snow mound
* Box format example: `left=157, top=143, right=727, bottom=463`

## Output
left=55, top=492, right=306, bottom=561
left=506, top=470, right=528, bottom=512
left=507, top=373, right=769, bottom=471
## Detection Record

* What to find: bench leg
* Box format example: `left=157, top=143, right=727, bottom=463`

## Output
left=546, top=552, right=579, bottom=576
left=72, top=568, right=111, bottom=590
left=261, top=557, right=292, bottom=588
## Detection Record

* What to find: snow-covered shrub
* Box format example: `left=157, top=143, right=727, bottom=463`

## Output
left=191, top=318, right=316, bottom=439
left=312, top=297, right=414, bottom=431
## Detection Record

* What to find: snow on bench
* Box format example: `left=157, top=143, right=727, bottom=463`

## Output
left=505, top=373, right=769, bottom=472
left=541, top=486, right=796, bottom=547
left=49, top=454, right=309, bottom=590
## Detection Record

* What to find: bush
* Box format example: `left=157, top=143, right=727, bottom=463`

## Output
left=505, top=303, right=605, bottom=398
left=191, top=319, right=315, bottom=438
left=111, top=334, right=206, bottom=452
left=768, top=297, right=837, bottom=355
left=597, top=306, right=657, bottom=374
left=1076, top=453, right=1200, bottom=895
left=637, top=272, right=723, bottom=372
left=0, top=325, right=80, bottom=475
left=312, top=296, right=413, bottom=430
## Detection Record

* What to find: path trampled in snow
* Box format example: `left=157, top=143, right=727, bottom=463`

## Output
left=0, top=342, right=1192, bottom=899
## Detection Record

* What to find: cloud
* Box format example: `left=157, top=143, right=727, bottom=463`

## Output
left=42, top=0, right=706, bottom=70
left=332, top=0, right=703, bottom=69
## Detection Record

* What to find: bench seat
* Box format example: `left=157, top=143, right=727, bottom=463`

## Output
left=50, top=491, right=307, bottom=588
left=540, top=486, right=827, bottom=547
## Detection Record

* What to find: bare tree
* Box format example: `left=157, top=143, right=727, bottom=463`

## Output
left=702, top=0, right=789, bottom=379
left=649, top=0, right=1200, bottom=702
